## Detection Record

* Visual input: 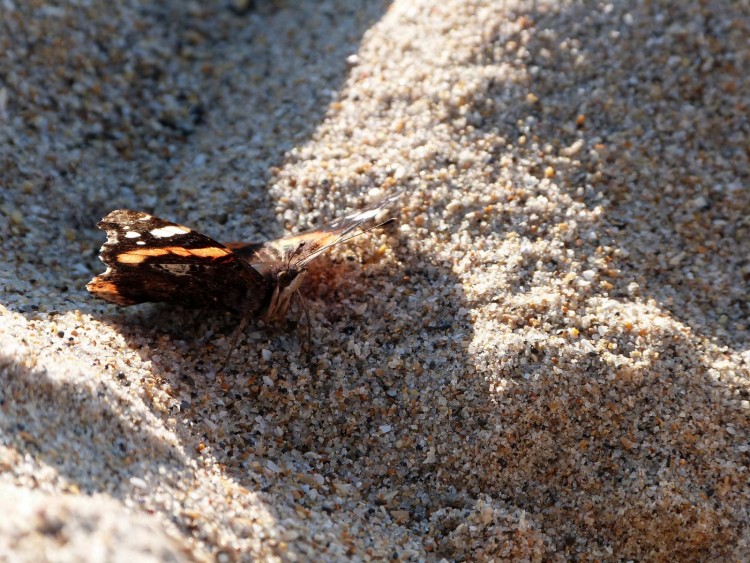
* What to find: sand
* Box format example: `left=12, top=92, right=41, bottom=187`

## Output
left=1, top=0, right=748, bottom=560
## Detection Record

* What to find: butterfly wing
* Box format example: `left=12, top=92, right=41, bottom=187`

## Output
left=225, top=190, right=402, bottom=268
left=87, top=210, right=268, bottom=314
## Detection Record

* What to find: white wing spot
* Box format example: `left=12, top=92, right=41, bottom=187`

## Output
left=351, top=208, right=380, bottom=221
left=136, top=241, right=146, bottom=245
left=150, top=225, right=191, bottom=238
left=138, top=215, right=152, bottom=221
left=124, top=231, right=141, bottom=238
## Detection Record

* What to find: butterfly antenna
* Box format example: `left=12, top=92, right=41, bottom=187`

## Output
left=295, top=289, right=312, bottom=366
left=337, top=218, right=397, bottom=247
left=217, top=313, right=251, bottom=374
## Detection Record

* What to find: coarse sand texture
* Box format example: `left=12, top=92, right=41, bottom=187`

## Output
left=1, top=1, right=748, bottom=561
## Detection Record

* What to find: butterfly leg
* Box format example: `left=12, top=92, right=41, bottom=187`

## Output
left=295, top=290, right=312, bottom=366
left=217, top=312, right=251, bottom=374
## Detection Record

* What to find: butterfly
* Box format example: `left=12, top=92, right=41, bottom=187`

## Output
left=86, top=191, right=402, bottom=368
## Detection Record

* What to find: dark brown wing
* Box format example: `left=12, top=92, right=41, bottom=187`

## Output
left=225, top=190, right=402, bottom=268
left=87, top=210, right=269, bottom=314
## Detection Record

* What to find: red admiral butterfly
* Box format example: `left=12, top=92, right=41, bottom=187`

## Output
left=87, top=191, right=401, bottom=367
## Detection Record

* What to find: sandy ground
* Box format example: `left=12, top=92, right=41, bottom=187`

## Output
left=1, top=0, right=748, bottom=560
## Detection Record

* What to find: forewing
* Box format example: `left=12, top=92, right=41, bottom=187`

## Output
left=225, top=190, right=402, bottom=268
left=87, top=210, right=267, bottom=313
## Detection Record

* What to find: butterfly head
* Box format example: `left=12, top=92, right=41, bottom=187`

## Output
left=262, top=266, right=307, bottom=321
left=256, top=242, right=307, bottom=321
